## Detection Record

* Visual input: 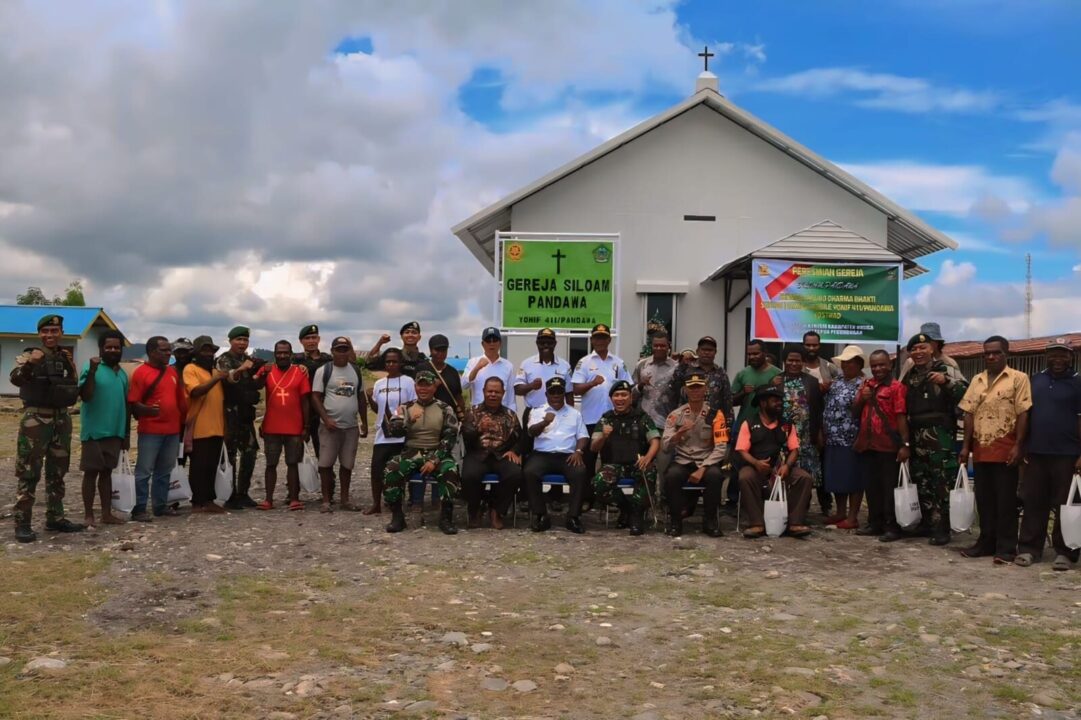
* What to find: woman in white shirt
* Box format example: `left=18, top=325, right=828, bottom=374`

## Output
left=364, top=348, right=416, bottom=514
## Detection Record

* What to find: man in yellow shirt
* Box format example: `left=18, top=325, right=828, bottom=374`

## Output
left=183, top=336, right=228, bottom=513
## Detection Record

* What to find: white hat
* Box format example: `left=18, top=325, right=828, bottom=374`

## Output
left=832, top=345, right=865, bottom=364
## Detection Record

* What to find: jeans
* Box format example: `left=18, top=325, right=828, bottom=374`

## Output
left=134, top=433, right=179, bottom=514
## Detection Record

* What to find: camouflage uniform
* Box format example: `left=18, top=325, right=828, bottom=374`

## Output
left=11, top=346, right=79, bottom=527
left=904, top=360, right=968, bottom=527
left=383, top=399, right=461, bottom=503
left=591, top=408, right=660, bottom=509
left=215, top=351, right=264, bottom=500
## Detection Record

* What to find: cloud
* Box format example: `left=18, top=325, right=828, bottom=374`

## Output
left=755, top=67, right=1000, bottom=114
left=1006, top=134, right=1081, bottom=250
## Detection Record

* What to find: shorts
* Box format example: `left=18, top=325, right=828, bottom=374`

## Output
left=264, top=434, right=304, bottom=468
left=80, top=437, right=124, bottom=472
left=317, top=425, right=359, bottom=470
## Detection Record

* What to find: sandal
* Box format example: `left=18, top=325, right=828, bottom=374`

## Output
left=256, top=500, right=273, bottom=511
left=742, top=526, right=766, bottom=539
left=835, top=519, right=859, bottom=530
left=1052, top=555, right=1072, bottom=572
left=288, top=500, right=304, bottom=511
left=788, top=525, right=812, bottom=538
left=320, top=503, right=333, bottom=514
left=1014, top=553, right=1034, bottom=567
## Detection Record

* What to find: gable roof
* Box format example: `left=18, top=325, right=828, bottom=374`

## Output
left=0, top=305, right=123, bottom=339
left=452, top=86, right=957, bottom=274
left=705, top=219, right=927, bottom=281
left=943, top=332, right=1081, bottom=360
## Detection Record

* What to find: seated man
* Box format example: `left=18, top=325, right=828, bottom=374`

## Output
left=523, top=376, right=589, bottom=534
left=590, top=380, right=660, bottom=536
left=736, top=386, right=812, bottom=539
left=461, top=376, right=523, bottom=530
left=662, top=371, right=727, bottom=538
left=383, top=370, right=461, bottom=535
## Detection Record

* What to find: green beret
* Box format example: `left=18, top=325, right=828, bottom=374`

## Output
left=37, top=314, right=63, bottom=330
left=299, top=324, right=319, bottom=340
left=228, top=326, right=250, bottom=340
left=906, top=333, right=933, bottom=351
left=608, top=380, right=633, bottom=397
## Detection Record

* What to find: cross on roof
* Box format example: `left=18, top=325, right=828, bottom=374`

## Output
left=698, top=45, right=715, bottom=72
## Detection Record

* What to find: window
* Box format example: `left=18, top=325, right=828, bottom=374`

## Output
left=644, top=294, right=677, bottom=349
left=568, top=336, right=589, bottom=369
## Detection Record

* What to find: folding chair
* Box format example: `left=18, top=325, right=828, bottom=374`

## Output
left=482, top=472, right=517, bottom=528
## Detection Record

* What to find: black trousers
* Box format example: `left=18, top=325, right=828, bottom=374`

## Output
left=861, top=451, right=899, bottom=531
left=973, top=462, right=1020, bottom=556
left=523, top=452, right=588, bottom=517
left=462, top=453, right=522, bottom=515
left=1019, top=454, right=1080, bottom=561
left=664, top=462, right=724, bottom=521
left=370, top=443, right=398, bottom=491
left=190, top=436, right=224, bottom=506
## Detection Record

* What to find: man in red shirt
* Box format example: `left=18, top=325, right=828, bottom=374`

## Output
left=257, top=340, right=311, bottom=510
left=128, top=336, right=188, bottom=518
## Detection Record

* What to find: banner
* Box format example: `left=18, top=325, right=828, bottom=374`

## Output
left=751, top=260, right=901, bottom=343
left=500, top=238, right=615, bottom=331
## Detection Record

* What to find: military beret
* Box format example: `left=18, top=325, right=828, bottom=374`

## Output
left=608, top=379, right=633, bottom=397
left=228, top=326, right=250, bottom=340
left=37, top=314, right=63, bottom=330
left=545, top=376, right=567, bottom=393
left=755, top=386, right=783, bottom=401
left=400, top=321, right=420, bottom=334
left=684, top=370, right=708, bottom=387
left=906, top=333, right=934, bottom=351
left=299, top=324, right=319, bottom=340
left=415, top=370, right=437, bottom=384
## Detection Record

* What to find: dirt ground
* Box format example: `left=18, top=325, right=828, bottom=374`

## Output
left=0, top=421, right=1079, bottom=719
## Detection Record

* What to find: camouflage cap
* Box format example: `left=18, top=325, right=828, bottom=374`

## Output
left=415, top=369, right=437, bottom=385
left=172, top=337, right=194, bottom=351
left=37, top=314, right=63, bottom=330
left=608, top=379, right=633, bottom=397
left=193, top=335, right=219, bottom=351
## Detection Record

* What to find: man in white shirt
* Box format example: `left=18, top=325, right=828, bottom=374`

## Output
left=515, top=326, right=573, bottom=466
left=571, top=323, right=631, bottom=478
left=524, top=377, right=590, bottom=534
left=464, top=327, right=516, bottom=411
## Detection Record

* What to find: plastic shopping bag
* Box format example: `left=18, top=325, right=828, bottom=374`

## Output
left=764, top=473, right=788, bottom=538
left=949, top=464, right=975, bottom=532
left=894, top=462, right=922, bottom=530
left=168, top=463, right=192, bottom=504
left=298, top=442, right=320, bottom=495
left=110, top=451, right=137, bottom=515
left=214, top=445, right=233, bottom=505
left=1061, top=473, right=1081, bottom=551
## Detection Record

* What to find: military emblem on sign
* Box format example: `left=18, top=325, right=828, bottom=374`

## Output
left=592, top=245, right=611, bottom=263
left=758, top=263, right=770, bottom=276
left=507, top=242, right=524, bottom=262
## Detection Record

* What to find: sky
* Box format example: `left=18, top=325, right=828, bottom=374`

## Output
left=1, top=0, right=1079, bottom=354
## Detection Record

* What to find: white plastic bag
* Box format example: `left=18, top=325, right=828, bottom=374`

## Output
left=298, top=442, right=320, bottom=494
left=894, top=462, right=922, bottom=529
left=168, top=463, right=192, bottom=504
left=111, top=451, right=137, bottom=515
left=1061, top=473, right=1081, bottom=551
left=764, top=474, right=788, bottom=538
left=949, top=464, right=975, bottom=532
left=214, top=445, right=233, bottom=505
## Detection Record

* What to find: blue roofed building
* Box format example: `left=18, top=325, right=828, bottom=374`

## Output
left=0, top=305, right=126, bottom=395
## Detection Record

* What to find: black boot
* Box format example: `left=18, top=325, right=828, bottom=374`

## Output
left=666, top=517, right=683, bottom=537
left=531, top=513, right=551, bottom=532
left=438, top=501, right=458, bottom=535
left=565, top=516, right=584, bottom=534
left=385, top=502, right=406, bottom=533
left=702, top=515, right=723, bottom=538
left=929, top=515, right=951, bottom=546
left=615, top=497, right=630, bottom=529
left=45, top=518, right=85, bottom=533
left=629, top=506, right=645, bottom=536
left=15, top=525, right=36, bottom=543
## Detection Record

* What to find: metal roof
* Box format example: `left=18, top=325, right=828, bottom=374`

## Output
left=452, top=87, right=956, bottom=275
left=943, top=332, right=1081, bottom=359
left=704, top=220, right=926, bottom=282
left=0, top=305, right=122, bottom=339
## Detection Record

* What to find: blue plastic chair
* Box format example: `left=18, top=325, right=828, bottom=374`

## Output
left=482, top=472, right=517, bottom=527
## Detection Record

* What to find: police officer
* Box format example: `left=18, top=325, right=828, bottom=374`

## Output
left=590, top=380, right=660, bottom=535
left=215, top=325, right=266, bottom=509
left=10, top=314, right=85, bottom=542
left=294, top=324, right=332, bottom=454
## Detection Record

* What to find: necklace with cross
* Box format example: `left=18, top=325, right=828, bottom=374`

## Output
left=698, top=45, right=714, bottom=72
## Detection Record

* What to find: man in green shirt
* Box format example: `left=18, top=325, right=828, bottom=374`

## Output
left=78, top=330, right=130, bottom=525
left=728, top=340, right=782, bottom=509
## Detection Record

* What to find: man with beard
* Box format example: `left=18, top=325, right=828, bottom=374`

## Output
left=215, top=326, right=265, bottom=509
left=258, top=340, right=312, bottom=511
left=293, top=324, right=332, bottom=455
left=524, top=376, right=590, bottom=533
left=802, top=331, right=841, bottom=389
left=183, top=336, right=229, bottom=513
left=903, top=332, right=968, bottom=546
left=664, top=335, right=733, bottom=426
left=461, top=376, right=522, bottom=529
left=367, top=321, right=428, bottom=378
left=383, top=371, right=461, bottom=535
left=11, top=314, right=84, bottom=542
left=591, top=380, right=660, bottom=536
left=730, top=339, right=782, bottom=510
left=130, top=336, right=187, bottom=519
left=736, top=386, right=813, bottom=539
left=77, top=330, right=129, bottom=526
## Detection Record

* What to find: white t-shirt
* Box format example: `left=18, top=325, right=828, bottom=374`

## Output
left=312, top=363, right=362, bottom=428
left=571, top=351, right=631, bottom=425
left=464, top=355, right=516, bottom=411
left=515, top=354, right=572, bottom=409
left=371, top=375, right=416, bottom=444
left=530, top=403, right=589, bottom=454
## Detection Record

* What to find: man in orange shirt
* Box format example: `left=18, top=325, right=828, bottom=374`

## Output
left=183, top=336, right=228, bottom=513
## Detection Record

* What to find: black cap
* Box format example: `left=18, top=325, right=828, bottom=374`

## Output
left=482, top=326, right=501, bottom=342
left=299, top=324, right=319, bottom=340
left=755, top=386, right=783, bottom=401
left=331, top=336, right=352, bottom=350
left=400, top=321, right=420, bottom=334
left=545, top=376, right=567, bottom=394
left=37, top=314, right=63, bottom=330
left=172, top=337, right=194, bottom=351
left=591, top=323, right=611, bottom=337
left=428, top=333, right=449, bottom=350
left=536, top=327, right=556, bottom=340
left=608, top=379, right=633, bottom=397
left=906, top=333, right=934, bottom=351
left=697, top=335, right=718, bottom=348
left=684, top=370, right=708, bottom=387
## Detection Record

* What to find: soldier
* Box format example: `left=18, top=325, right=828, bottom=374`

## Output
left=293, top=324, right=331, bottom=455
left=571, top=323, right=632, bottom=482
left=367, top=321, right=428, bottom=378
left=10, top=314, right=85, bottom=542
left=383, top=370, right=461, bottom=535
left=215, top=326, right=266, bottom=509
left=903, top=332, right=968, bottom=545
left=589, top=380, right=660, bottom=536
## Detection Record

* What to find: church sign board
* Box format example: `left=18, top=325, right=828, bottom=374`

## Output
left=751, top=260, right=902, bottom=344
left=497, top=234, right=617, bottom=332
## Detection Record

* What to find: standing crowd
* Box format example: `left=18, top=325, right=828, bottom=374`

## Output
left=10, top=313, right=1080, bottom=570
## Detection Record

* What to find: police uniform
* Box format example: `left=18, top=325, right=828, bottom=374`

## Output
left=903, top=332, right=969, bottom=543
left=590, top=380, right=660, bottom=535
left=215, top=325, right=265, bottom=507
left=293, top=324, right=332, bottom=455
left=10, top=315, right=84, bottom=541
left=383, top=371, right=462, bottom=535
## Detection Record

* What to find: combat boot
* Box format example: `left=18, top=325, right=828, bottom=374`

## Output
left=702, top=515, right=723, bottom=538
left=666, top=517, right=683, bottom=537
left=15, top=525, right=36, bottom=543
left=438, top=501, right=458, bottom=535
left=45, top=518, right=85, bottom=533
left=629, top=506, right=645, bottom=536
left=531, top=513, right=551, bottom=532
left=615, top=496, right=630, bottom=529
left=385, top=502, right=406, bottom=533
left=929, top=515, right=951, bottom=546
